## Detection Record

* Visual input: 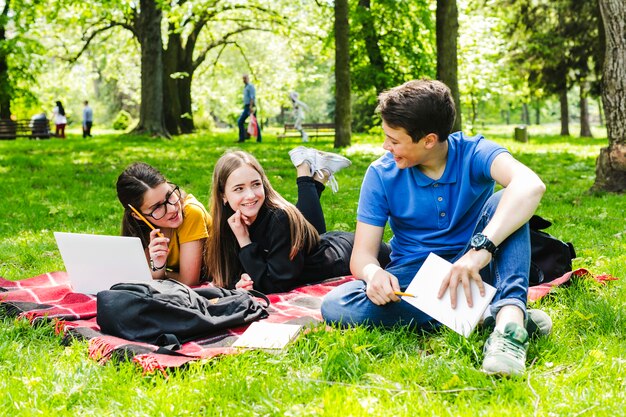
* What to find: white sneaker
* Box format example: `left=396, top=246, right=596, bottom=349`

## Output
left=288, top=146, right=316, bottom=175
left=315, top=150, right=351, bottom=192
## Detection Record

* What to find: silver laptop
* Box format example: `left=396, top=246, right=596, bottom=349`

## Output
left=54, top=232, right=153, bottom=294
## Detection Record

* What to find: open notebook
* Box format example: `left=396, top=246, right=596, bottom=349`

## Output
left=54, top=232, right=153, bottom=295
left=402, top=253, right=496, bottom=337
left=231, top=322, right=303, bottom=350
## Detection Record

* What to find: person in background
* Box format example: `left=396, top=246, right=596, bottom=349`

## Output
left=82, top=101, right=93, bottom=138
left=237, top=74, right=262, bottom=143
left=289, top=91, right=309, bottom=143
left=29, top=112, right=50, bottom=138
left=116, top=162, right=212, bottom=286
left=52, top=101, right=67, bottom=138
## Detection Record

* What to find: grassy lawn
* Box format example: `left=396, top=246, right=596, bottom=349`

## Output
left=0, top=127, right=624, bottom=416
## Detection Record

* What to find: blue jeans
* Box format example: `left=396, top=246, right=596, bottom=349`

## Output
left=321, top=190, right=530, bottom=329
left=237, top=105, right=262, bottom=142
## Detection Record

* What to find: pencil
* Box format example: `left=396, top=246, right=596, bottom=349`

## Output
left=394, top=291, right=416, bottom=298
left=128, top=204, right=165, bottom=238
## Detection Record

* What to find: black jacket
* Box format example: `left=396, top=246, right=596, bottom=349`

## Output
left=238, top=206, right=354, bottom=293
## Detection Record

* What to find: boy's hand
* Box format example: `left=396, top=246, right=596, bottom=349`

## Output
left=365, top=269, right=401, bottom=305
left=437, top=250, right=490, bottom=308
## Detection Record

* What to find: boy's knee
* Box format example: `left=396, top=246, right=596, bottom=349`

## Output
left=320, top=288, right=344, bottom=324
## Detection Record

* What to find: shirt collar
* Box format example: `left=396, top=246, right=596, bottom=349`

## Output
left=411, top=138, right=457, bottom=187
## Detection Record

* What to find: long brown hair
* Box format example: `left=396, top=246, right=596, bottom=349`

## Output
left=205, top=151, right=320, bottom=288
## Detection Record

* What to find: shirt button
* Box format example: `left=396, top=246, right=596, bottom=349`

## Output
left=440, top=212, right=446, bottom=217
left=433, top=183, right=439, bottom=188
left=437, top=197, right=443, bottom=202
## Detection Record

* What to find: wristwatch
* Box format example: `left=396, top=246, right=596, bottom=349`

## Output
left=470, top=233, right=497, bottom=254
left=150, top=258, right=166, bottom=272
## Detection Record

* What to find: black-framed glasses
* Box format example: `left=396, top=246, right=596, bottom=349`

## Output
left=143, top=184, right=181, bottom=220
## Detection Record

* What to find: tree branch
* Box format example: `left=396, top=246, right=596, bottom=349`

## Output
left=66, top=20, right=136, bottom=64
left=192, top=26, right=271, bottom=71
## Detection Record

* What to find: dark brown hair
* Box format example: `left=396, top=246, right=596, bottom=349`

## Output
left=376, top=79, right=456, bottom=143
left=116, top=162, right=167, bottom=248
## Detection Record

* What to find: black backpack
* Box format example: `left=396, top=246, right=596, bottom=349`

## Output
left=529, top=215, right=577, bottom=286
left=96, top=279, right=270, bottom=347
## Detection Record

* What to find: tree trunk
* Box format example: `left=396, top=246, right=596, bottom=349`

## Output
left=470, top=93, right=477, bottom=131
left=162, top=26, right=197, bottom=135
left=521, top=103, right=530, bottom=125
left=535, top=101, right=541, bottom=125
left=357, top=0, right=386, bottom=94
left=579, top=84, right=593, bottom=137
left=436, top=0, right=462, bottom=132
left=597, top=97, right=604, bottom=126
left=559, top=88, right=570, bottom=136
left=178, top=73, right=194, bottom=133
left=163, top=32, right=183, bottom=135
left=0, top=0, right=11, bottom=119
left=133, top=0, right=169, bottom=138
left=334, top=0, right=351, bottom=148
left=592, top=0, right=626, bottom=192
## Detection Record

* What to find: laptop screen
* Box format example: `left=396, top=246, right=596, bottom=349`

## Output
left=54, top=232, right=153, bottom=294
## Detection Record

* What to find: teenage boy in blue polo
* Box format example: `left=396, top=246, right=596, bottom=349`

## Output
left=321, top=79, right=551, bottom=376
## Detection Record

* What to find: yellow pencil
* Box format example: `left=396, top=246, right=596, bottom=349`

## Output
left=128, top=204, right=165, bottom=238
left=394, top=291, right=416, bottom=298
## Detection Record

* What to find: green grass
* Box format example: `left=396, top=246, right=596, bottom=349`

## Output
left=1, top=127, right=625, bottom=416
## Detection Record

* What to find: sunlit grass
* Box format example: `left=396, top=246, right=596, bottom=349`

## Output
left=1, top=128, right=625, bottom=415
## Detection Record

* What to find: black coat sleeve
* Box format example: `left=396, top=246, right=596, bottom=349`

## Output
left=238, top=210, right=305, bottom=293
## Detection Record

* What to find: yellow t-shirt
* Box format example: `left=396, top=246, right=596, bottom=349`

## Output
left=166, top=194, right=211, bottom=271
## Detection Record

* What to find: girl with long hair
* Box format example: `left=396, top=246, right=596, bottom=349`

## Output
left=205, top=148, right=391, bottom=294
left=52, top=101, right=67, bottom=138
left=116, top=162, right=211, bottom=286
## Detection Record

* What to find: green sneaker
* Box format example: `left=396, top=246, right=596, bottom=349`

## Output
left=524, top=309, right=552, bottom=338
left=482, top=308, right=552, bottom=339
left=482, top=322, right=529, bottom=376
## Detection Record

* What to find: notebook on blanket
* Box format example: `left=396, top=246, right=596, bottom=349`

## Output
left=54, top=232, right=153, bottom=294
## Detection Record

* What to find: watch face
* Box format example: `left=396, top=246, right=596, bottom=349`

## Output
left=471, top=234, right=486, bottom=248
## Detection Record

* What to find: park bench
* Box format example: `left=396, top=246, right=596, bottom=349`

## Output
left=277, top=122, right=335, bottom=141
left=0, top=119, right=51, bottom=140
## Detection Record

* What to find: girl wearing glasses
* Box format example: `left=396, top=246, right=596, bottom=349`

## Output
left=116, top=162, right=211, bottom=285
left=205, top=149, right=391, bottom=294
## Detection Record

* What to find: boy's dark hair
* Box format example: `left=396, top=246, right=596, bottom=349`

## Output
left=376, top=79, right=456, bottom=143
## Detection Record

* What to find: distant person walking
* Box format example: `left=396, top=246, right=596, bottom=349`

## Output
left=52, top=101, right=67, bottom=139
left=82, top=101, right=93, bottom=138
left=237, top=74, right=262, bottom=143
left=289, top=91, right=309, bottom=142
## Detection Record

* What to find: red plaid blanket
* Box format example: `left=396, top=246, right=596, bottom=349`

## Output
left=0, top=272, right=353, bottom=373
left=0, top=269, right=616, bottom=374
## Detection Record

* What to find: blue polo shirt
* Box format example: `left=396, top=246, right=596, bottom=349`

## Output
left=357, top=132, right=508, bottom=266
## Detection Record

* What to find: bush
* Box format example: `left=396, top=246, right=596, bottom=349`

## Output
left=112, top=110, right=133, bottom=131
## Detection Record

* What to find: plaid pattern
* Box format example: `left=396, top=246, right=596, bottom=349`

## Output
left=1, top=269, right=617, bottom=374
left=0, top=272, right=353, bottom=373
left=528, top=268, right=617, bottom=301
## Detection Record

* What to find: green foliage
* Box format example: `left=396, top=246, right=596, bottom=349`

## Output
left=112, top=109, right=132, bottom=130
left=0, top=0, right=48, bottom=117
left=350, top=0, right=436, bottom=93
left=495, top=0, right=601, bottom=94
left=349, top=0, right=436, bottom=131
left=0, top=128, right=624, bottom=415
